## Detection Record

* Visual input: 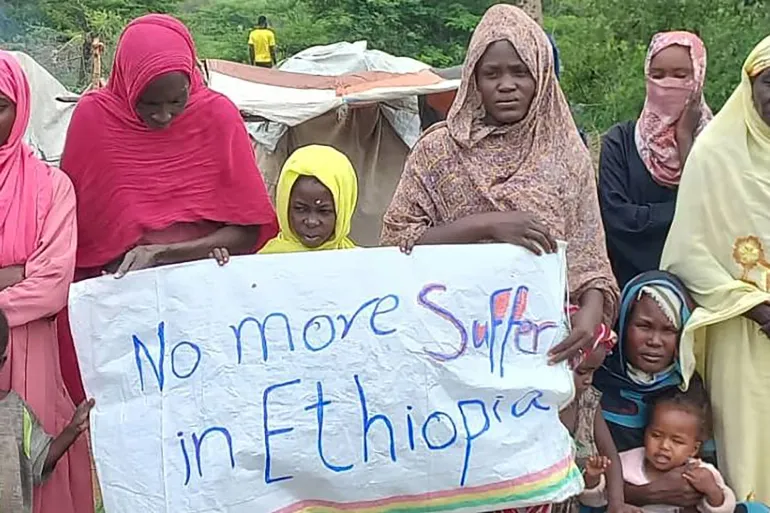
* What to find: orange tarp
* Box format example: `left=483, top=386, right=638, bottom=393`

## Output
left=205, top=59, right=444, bottom=97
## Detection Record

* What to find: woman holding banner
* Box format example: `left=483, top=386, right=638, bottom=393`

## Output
left=57, top=15, right=278, bottom=404
left=381, top=5, right=618, bottom=368
left=0, top=51, right=93, bottom=513
left=381, top=5, right=620, bottom=512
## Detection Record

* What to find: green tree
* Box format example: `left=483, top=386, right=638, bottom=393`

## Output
left=4, top=0, right=768, bottom=132
left=1, top=0, right=184, bottom=89
left=301, top=0, right=495, bottom=66
left=545, top=0, right=770, bottom=131
left=39, top=0, right=182, bottom=85
left=179, top=0, right=331, bottom=62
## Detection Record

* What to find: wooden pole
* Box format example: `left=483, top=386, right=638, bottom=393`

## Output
left=90, top=37, right=105, bottom=90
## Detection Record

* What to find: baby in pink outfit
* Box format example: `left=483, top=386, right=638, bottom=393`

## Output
left=620, top=392, right=735, bottom=513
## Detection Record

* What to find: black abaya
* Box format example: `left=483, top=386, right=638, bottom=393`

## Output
left=598, top=120, right=678, bottom=290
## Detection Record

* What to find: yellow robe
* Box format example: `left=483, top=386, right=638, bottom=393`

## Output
left=660, top=36, right=770, bottom=502
left=259, top=144, right=359, bottom=254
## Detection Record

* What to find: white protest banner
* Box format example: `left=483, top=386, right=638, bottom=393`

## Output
left=69, top=244, right=583, bottom=513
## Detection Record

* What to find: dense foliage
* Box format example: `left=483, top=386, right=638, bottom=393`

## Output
left=1, top=0, right=768, bottom=132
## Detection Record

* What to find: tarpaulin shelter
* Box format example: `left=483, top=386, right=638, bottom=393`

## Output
left=205, top=41, right=460, bottom=246
left=7, top=51, right=76, bottom=165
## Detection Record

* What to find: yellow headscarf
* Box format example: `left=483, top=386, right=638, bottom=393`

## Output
left=660, top=36, right=770, bottom=387
left=259, top=145, right=359, bottom=254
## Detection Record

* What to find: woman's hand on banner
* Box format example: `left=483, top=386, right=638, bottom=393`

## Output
left=114, top=245, right=164, bottom=278
left=549, top=289, right=604, bottom=364
left=483, top=211, right=557, bottom=255
left=210, top=248, right=231, bottom=266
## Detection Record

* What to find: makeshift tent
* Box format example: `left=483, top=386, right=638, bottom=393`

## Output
left=206, top=41, right=459, bottom=246
left=9, top=45, right=461, bottom=246
left=8, top=51, right=76, bottom=165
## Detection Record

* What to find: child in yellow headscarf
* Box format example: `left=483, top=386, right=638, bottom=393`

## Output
left=210, top=144, right=358, bottom=262
left=261, top=144, right=358, bottom=254
left=261, top=144, right=359, bottom=254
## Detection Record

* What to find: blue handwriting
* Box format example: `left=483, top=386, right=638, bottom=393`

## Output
left=177, top=375, right=551, bottom=488
left=229, top=295, right=400, bottom=364
left=132, top=322, right=203, bottom=392
left=418, top=284, right=558, bottom=377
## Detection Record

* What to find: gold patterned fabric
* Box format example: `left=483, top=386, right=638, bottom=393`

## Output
left=660, top=36, right=770, bottom=501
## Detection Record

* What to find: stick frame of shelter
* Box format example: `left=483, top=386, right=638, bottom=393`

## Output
left=514, top=0, right=543, bottom=26
left=90, top=37, right=105, bottom=90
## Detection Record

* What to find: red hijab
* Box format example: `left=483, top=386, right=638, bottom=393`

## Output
left=61, top=14, right=277, bottom=269
left=0, top=51, right=53, bottom=267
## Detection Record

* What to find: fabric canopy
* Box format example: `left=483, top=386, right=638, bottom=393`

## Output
left=205, top=59, right=460, bottom=127
left=7, top=52, right=76, bottom=165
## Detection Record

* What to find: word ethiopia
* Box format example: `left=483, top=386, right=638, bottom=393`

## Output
left=173, top=375, right=551, bottom=488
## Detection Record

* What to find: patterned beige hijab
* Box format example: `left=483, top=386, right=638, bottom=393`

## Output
left=381, top=4, right=618, bottom=325
left=447, top=3, right=580, bottom=162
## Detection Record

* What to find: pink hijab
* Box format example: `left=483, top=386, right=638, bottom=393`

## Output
left=0, top=51, right=53, bottom=267
left=636, top=31, right=712, bottom=188
left=61, top=14, right=277, bottom=269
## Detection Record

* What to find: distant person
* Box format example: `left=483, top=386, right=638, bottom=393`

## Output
left=249, top=16, right=277, bottom=68
left=598, top=32, right=712, bottom=289
left=661, top=35, right=770, bottom=502
left=0, top=50, right=93, bottom=513
left=56, top=14, right=278, bottom=406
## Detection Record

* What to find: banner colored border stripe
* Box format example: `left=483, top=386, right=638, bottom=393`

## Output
left=275, top=456, right=580, bottom=513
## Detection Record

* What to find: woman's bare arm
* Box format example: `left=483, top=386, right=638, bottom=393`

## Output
left=625, top=474, right=702, bottom=507
left=153, top=225, right=260, bottom=265
left=417, top=215, right=488, bottom=245
left=594, top=407, right=625, bottom=510
left=115, top=225, right=260, bottom=277
left=0, top=266, right=24, bottom=292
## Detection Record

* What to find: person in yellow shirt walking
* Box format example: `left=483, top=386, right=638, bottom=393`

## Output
left=248, top=16, right=277, bottom=68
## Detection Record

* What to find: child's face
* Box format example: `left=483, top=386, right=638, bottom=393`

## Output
left=625, top=295, right=679, bottom=374
left=288, top=176, right=336, bottom=248
left=644, top=403, right=701, bottom=472
left=574, top=346, right=606, bottom=393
